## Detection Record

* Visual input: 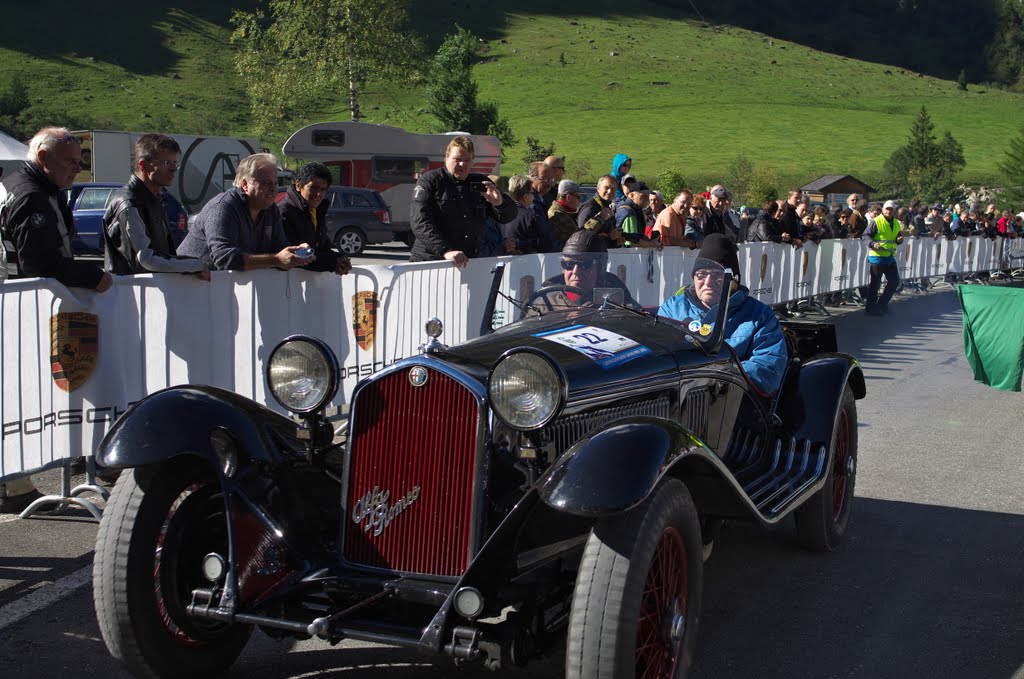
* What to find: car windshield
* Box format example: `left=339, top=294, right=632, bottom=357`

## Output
left=491, top=253, right=729, bottom=346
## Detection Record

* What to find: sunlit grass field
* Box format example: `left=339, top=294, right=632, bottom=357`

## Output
left=1, top=0, right=1021, bottom=190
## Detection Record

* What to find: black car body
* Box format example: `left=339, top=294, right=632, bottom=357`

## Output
left=92, top=263, right=865, bottom=678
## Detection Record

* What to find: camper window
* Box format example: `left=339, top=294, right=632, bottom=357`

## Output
left=313, top=130, right=345, bottom=147
left=372, top=156, right=427, bottom=184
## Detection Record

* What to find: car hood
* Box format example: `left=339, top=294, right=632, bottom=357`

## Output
left=432, top=306, right=713, bottom=397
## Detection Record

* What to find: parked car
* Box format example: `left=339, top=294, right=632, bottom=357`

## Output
left=276, top=186, right=392, bottom=256
left=67, top=182, right=189, bottom=257
left=92, top=259, right=864, bottom=678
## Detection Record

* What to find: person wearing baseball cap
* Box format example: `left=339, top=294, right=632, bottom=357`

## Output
left=535, top=229, right=637, bottom=309
left=658, top=233, right=788, bottom=395
left=862, top=199, right=905, bottom=316
left=613, top=181, right=659, bottom=248
left=547, top=179, right=583, bottom=248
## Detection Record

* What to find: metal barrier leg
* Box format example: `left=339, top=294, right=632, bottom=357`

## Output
left=18, top=458, right=105, bottom=522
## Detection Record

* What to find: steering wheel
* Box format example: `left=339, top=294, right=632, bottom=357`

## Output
left=525, top=284, right=588, bottom=313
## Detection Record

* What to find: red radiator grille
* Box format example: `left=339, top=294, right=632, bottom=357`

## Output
left=345, top=367, right=479, bottom=577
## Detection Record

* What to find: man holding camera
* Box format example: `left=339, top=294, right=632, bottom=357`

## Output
left=409, top=136, right=516, bottom=268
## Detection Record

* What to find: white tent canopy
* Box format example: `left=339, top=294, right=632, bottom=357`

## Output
left=0, top=129, right=28, bottom=178
left=0, top=129, right=28, bottom=160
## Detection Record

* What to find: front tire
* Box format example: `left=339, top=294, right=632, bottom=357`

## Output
left=566, top=478, right=703, bottom=679
left=795, top=384, right=858, bottom=551
left=93, top=460, right=252, bottom=679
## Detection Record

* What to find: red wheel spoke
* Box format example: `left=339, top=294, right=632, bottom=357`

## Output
left=636, top=526, right=688, bottom=679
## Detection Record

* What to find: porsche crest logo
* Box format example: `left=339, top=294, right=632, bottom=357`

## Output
left=49, top=312, right=98, bottom=392
left=352, top=291, right=379, bottom=351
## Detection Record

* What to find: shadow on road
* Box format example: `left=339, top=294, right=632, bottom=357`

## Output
left=695, top=497, right=1024, bottom=678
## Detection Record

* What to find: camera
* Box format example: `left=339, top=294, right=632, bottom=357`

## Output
left=295, top=247, right=314, bottom=258
left=469, top=181, right=488, bottom=193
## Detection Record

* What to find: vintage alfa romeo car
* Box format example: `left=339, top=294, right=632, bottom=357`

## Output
left=92, top=260, right=865, bottom=678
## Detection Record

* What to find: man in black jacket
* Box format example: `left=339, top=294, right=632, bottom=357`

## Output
left=409, top=136, right=516, bottom=267
left=0, top=127, right=111, bottom=291
left=278, top=162, right=352, bottom=276
left=103, top=134, right=207, bottom=277
left=0, top=127, right=112, bottom=513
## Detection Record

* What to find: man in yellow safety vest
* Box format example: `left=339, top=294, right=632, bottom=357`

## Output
left=862, top=199, right=905, bottom=316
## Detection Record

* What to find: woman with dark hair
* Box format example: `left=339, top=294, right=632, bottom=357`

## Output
left=279, top=161, right=352, bottom=274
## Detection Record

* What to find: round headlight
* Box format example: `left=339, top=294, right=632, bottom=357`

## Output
left=488, top=351, right=563, bottom=430
left=267, top=336, right=339, bottom=414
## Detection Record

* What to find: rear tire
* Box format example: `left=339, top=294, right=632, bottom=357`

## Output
left=93, top=460, right=252, bottom=679
left=566, top=478, right=703, bottom=679
left=795, top=384, right=858, bottom=551
left=334, top=226, right=367, bottom=255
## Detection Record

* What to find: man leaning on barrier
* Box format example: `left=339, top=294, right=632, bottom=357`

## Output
left=177, top=153, right=314, bottom=271
left=102, top=134, right=208, bottom=278
left=278, top=161, right=353, bottom=276
left=0, top=127, right=112, bottom=292
left=0, top=127, right=115, bottom=512
left=409, top=136, right=517, bottom=268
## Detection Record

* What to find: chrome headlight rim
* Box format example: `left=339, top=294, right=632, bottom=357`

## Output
left=266, top=335, right=340, bottom=414
left=487, top=348, right=566, bottom=431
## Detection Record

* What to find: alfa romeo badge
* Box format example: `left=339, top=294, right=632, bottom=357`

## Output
left=408, top=366, right=429, bottom=387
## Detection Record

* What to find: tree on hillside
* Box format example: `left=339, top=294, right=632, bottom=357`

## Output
left=521, top=137, right=555, bottom=166
left=880, top=105, right=965, bottom=203
left=0, top=75, right=30, bottom=140
left=998, top=125, right=1024, bottom=208
left=231, top=0, right=422, bottom=136
left=425, top=26, right=515, bottom=152
left=726, top=153, right=753, bottom=199
left=654, top=169, right=687, bottom=200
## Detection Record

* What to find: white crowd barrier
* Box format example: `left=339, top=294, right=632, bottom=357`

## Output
left=0, top=237, right=1013, bottom=483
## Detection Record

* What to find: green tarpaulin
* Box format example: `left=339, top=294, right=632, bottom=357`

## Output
left=958, top=285, right=1024, bottom=392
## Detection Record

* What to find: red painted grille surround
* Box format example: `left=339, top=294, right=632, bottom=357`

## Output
left=345, top=366, right=479, bottom=577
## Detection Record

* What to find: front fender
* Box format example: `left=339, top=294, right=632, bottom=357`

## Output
left=536, top=416, right=712, bottom=517
left=97, top=385, right=300, bottom=470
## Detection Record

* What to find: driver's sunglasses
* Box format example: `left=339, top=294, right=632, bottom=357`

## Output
left=694, top=270, right=725, bottom=282
left=560, top=259, right=595, bottom=271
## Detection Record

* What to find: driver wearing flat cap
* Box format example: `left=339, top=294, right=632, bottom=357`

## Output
left=658, top=233, right=788, bottom=394
left=536, top=230, right=638, bottom=308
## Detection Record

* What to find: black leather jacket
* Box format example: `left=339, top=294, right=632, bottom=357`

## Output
left=409, top=167, right=516, bottom=262
left=0, top=162, right=104, bottom=288
left=103, top=175, right=174, bottom=274
left=278, top=186, right=340, bottom=272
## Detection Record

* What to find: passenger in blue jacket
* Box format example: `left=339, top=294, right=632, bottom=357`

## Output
left=658, top=234, right=788, bottom=395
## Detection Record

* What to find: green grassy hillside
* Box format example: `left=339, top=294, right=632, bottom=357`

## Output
left=2, top=0, right=1022, bottom=193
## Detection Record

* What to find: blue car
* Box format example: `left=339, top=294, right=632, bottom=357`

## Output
left=66, top=183, right=189, bottom=256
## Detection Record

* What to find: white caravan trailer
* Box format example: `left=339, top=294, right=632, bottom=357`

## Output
left=282, top=122, right=502, bottom=245
left=73, top=130, right=262, bottom=215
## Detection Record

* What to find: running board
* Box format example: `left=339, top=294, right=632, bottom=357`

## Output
left=726, top=436, right=828, bottom=520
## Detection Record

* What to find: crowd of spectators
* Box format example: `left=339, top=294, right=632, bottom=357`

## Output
left=480, top=153, right=1024, bottom=259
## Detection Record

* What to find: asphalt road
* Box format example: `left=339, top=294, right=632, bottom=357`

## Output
left=1, top=283, right=1023, bottom=679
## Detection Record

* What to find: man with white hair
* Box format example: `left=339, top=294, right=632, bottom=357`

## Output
left=0, top=126, right=111, bottom=291
left=177, top=152, right=313, bottom=271
left=861, top=199, right=905, bottom=316
left=0, top=127, right=113, bottom=513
